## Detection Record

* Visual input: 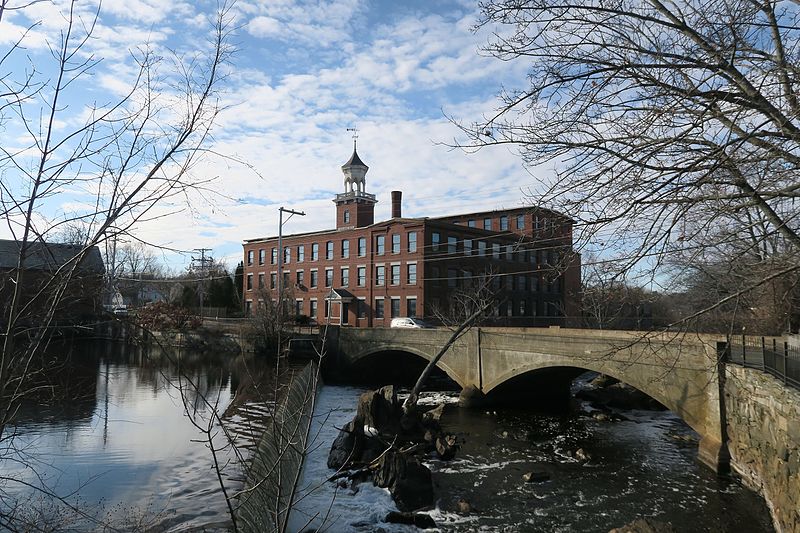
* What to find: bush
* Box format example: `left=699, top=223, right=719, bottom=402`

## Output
left=135, top=301, right=201, bottom=331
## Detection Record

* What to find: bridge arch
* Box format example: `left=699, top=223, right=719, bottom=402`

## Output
left=484, top=358, right=705, bottom=438
left=349, top=345, right=467, bottom=389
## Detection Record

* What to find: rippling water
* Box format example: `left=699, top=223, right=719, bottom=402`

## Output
left=293, top=386, right=775, bottom=533
left=0, top=340, right=285, bottom=531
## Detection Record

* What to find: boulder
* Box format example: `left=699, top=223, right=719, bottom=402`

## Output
left=422, top=403, right=445, bottom=424
left=385, top=511, right=437, bottom=529
left=574, top=448, right=591, bottom=462
left=578, top=383, right=666, bottom=411
left=392, top=458, right=434, bottom=511
left=522, top=471, right=551, bottom=483
left=435, top=434, right=458, bottom=460
left=327, top=420, right=361, bottom=470
left=456, top=498, right=472, bottom=514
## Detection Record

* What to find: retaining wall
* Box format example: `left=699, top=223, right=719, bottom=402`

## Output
left=725, top=365, right=800, bottom=533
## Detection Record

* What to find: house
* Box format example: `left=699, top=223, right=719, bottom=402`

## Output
left=0, top=239, right=105, bottom=325
left=242, top=146, right=581, bottom=327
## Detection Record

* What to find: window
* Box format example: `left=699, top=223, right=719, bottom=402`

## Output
left=297, top=270, right=305, bottom=286
left=326, top=241, right=334, bottom=260
left=325, top=268, right=333, bottom=287
left=357, top=298, right=367, bottom=319
left=376, top=265, right=385, bottom=286
left=311, top=243, right=319, bottom=261
left=530, top=250, right=538, bottom=267
left=391, top=265, right=400, bottom=285
left=245, top=300, right=252, bottom=315
left=519, top=299, right=527, bottom=316
left=447, top=268, right=458, bottom=288
left=392, top=234, right=400, bottom=254
left=342, top=239, right=350, bottom=258
left=295, top=300, right=303, bottom=316
left=270, top=273, right=277, bottom=289
left=298, top=245, right=305, bottom=262
left=376, top=235, right=385, bottom=255
left=408, top=232, right=417, bottom=253
left=390, top=298, right=400, bottom=318
left=432, top=232, right=440, bottom=251
left=516, top=214, right=524, bottom=229
left=271, top=248, right=277, bottom=265
left=246, top=273, right=253, bottom=290
left=407, top=263, right=417, bottom=284
left=310, top=299, right=317, bottom=319
left=341, top=267, right=349, bottom=287
left=375, top=298, right=385, bottom=319
left=324, top=299, right=329, bottom=317
left=505, top=245, right=513, bottom=260
left=310, top=270, right=318, bottom=288
left=344, top=210, right=350, bottom=224
left=284, top=247, right=291, bottom=264
left=357, top=266, right=366, bottom=286
left=258, top=249, right=265, bottom=265
left=464, top=239, right=472, bottom=255
left=478, top=241, right=487, bottom=256
left=492, top=243, right=500, bottom=259
left=407, top=298, right=417, bottom=317
left=463, top=269, right=473, bottom=288
left=247, top=250, right=254, bottom=266
left=483, top=218, right=492, bottom=230
left=431, top=266, right=440, bottom=286
left=258, top=273, right=265, bottom=289
left=283, top=272, right=290, bottom=286
left=532, top=276, right=539, bottom=292
left=500, top=215, right=509, bottom=231
left=448, top=236, right=457, bottom=254
left=507, top=301, right=513, bottom=317
left=518, top=275, right=526, bottom=291
left=468, top=219, right=476, bottom=228
left=358, top=237, right=366, bottom=256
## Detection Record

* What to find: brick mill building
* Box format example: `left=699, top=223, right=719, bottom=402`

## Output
left=242, top=146, right=580, bottom=327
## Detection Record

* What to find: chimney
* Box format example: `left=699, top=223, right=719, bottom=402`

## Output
left=391, top=190, right=402, bottom=218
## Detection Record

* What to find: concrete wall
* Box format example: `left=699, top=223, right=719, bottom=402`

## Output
left=725, top=365, right=800, bottom=533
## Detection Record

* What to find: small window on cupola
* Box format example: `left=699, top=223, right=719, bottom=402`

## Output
left=344, top=210, right=350, bottom=224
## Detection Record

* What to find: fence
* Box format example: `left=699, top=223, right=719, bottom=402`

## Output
left=725, top=335, right=800, bottom=390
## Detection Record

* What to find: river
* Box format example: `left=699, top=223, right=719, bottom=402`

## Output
left=0, top=340, right=776, bottom=532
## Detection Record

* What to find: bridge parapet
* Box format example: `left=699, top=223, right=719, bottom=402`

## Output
left=333, top=326, right=729, bottom=472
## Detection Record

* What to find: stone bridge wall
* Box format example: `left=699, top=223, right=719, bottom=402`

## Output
left=724, top=365, right=800, bottom=533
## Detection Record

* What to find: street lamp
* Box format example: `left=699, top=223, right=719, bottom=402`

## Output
left=277, top=207, right=306, bottom=316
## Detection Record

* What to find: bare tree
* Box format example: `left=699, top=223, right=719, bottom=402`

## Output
left=459, top=0, right=800, bottom=333
left=0, top=0, right=235, bottom=528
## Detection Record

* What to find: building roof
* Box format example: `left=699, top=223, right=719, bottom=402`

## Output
left=342, top=147, right=368, bottom=169
left=431, top=205, right=574, bottom=223
left=0, top=239, right=104, bottom=273
left=243, top=216, right=426, bottom=244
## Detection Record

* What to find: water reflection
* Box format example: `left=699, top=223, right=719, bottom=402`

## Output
left=1, top=340, right=280, bottom=531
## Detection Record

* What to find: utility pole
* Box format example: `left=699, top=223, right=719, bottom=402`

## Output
left=191, top=248, right=213, bottom=319
left=277, top=207, right=306, bottom=320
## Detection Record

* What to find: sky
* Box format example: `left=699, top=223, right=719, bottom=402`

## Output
left=0, top=0, right=545, bottom=272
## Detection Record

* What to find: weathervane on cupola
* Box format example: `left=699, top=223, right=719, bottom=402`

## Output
left=342, top=126, right=369, bottom=194
left=334, top=125, right=377, bottom=229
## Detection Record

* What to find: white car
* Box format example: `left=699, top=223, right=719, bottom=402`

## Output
left=390, top=317, right=430, bottom=328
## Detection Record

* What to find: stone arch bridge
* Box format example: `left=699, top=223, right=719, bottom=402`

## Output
left=329, top=326, right=729, bottom=472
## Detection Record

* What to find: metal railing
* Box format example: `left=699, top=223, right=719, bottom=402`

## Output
left=724, top=335, right=799, bottom=390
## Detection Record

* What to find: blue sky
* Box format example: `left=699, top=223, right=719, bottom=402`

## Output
left=1, top=0, right=547, bottom=271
